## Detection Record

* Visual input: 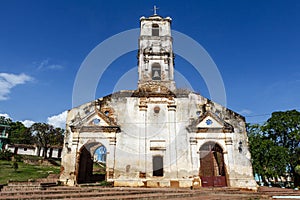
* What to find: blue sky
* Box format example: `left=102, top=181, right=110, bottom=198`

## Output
left=0, top=0, right=299, bottom=128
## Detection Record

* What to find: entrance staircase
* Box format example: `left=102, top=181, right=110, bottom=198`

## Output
left=1, top=178, right=299, bottom=200
left=0, top=184, right=274, bottom=200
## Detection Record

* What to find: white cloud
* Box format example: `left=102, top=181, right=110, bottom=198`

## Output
left=0, top=113, right=35, bottom=127
left=239, top=109, right=253, bottom=115
left=1, top=110, right=67, bottom=129
left=47, top=111, right=67, bottom=129
left=37, top=59, right=63, bottom=70
left=21, top=120, right=36, bottom=128
left=47, top=64, right=63, bottom=70
left=0, top=113, right=11, bottom=119
left=37, top=59, right=48, bottom=70
left=0, top=73, right=33, bottom=100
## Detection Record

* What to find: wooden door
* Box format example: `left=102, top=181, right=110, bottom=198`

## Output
left=199, top=143, right=227, bottom=187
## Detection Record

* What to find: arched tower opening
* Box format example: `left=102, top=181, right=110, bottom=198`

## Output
left=152, top=23, right=159, bottom=36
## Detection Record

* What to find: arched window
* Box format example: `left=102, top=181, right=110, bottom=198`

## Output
left=152, top=24, right=159, bottom=36
left=152, top=63, right=161, bottom=80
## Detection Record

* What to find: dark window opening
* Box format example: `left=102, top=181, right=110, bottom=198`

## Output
left=152, top=24, right=159, bottom=36
left=153, top=155, right=163, bottom=176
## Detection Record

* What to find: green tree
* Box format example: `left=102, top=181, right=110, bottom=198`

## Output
left=261, top=110, right=300, bottom=187
left=0, top=149, right=13, bottom=161
left=296, top=165, right=300, bottom=176
left=8, top=121, right=33, bottom=144
left=51, top=127, right=64, bottom=146
left=247, top=123, right=289, bottom=183
left=30, top=123, right=64, bottom=159
left=0, top=116, right=12, bottom=125
left=1, top=116, right=34, bottom=145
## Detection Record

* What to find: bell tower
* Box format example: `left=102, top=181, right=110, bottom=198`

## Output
left=137, top=12, right=176, bottom=92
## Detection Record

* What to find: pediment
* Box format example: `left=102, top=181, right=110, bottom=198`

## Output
left=69, top=108, right=118, bottom=132
left=86, top=113, right=109, bottom=126
left=84, top=109, right=119, bottom=127
left=79, top=111, right=121, bottom=133
left=197, top=115, right=223, bottom=128
left=187, top=112, right=234, bottom=133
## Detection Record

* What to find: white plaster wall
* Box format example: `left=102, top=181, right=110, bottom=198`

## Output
left=7, top=146, right=14, bottom=153
left=109, top=97, right=195, bottom=181
left=60, top=92, right=257, bottom=189
left=51, top=148, right=61, bottom=158
left=17, top=148, right=36, bottom=156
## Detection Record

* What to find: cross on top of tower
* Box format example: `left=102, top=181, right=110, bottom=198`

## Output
left=152, top=5, right=159, bottom=15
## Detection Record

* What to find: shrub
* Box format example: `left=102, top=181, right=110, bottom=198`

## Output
left=99, top=181, right=113, bottom=187
left=12, top=161, right=18, bottom=171
left=295, top=165, right=300, bottom=175
left=0, top=149, right=12, bottom=161
left=13, top=155, right=22, bottom=162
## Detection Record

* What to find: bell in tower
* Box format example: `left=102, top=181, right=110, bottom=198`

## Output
left=152, top=63, right=161, bottom=80
left=152, top=70, right=160, bottom=79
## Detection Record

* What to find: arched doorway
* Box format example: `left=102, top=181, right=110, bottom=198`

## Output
left=76, top=142, right=107, bottom=184
left=199, top=142, right=227, bottom=187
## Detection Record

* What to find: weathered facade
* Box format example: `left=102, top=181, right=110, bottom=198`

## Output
left=60, top=14, right=257, bottom=190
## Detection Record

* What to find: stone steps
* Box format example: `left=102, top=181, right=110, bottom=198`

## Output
left=0, top=189, right=187, bottom=200
left=0, top=186, right=271, bottom=200
left=1, top=185, right=42, bottom=192
left=2, top=185, right=299, bottom=199
left=0, top=188, right=158, bottom=197
left=2, top=182, right=58, bottom=191
left=67, top=192, right=199, bottom=200
left=67, top=190, right=269, bottom=200
left=259, top=186, right=300, bottom=197
left=0, top=191, right=267, bottom=200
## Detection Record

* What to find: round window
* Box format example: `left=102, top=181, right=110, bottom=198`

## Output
left=154, top=106, right=160, bottom=113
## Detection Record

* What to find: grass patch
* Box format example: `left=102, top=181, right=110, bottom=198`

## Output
left=93, top=162, right=106, bottom=175
left=0, top=160, right=60, bottom=185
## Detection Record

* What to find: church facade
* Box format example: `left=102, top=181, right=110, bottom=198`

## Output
left=60, top=14, right=257, bottom=190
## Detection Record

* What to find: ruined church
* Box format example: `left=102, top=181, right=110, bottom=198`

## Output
left=60, top=13, right=257, bottom=190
